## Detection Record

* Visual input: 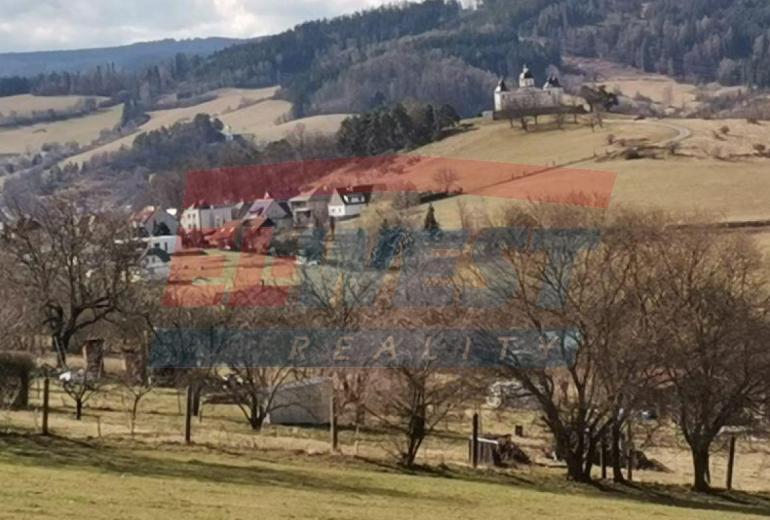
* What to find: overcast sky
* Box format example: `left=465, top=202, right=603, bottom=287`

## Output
left=0, top=0, right=393, bottom=53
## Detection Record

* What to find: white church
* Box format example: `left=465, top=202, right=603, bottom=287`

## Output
left=493, top=65, right=566, bottom=114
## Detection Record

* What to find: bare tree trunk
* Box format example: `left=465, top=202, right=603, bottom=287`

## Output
left=355, top=402, right=366, bottom=427
left=692, top=443, right=712, bottom=492
left=583, top=435, right=596, bottom=481
left=75, top=398, right=83, bottom=420
left=53, top=335, right=67, bottom=368
left=558, top=430, right=591, bottom=482
left=403, top=413, right=426, bottom=467
left=565, top=450, right=589, bottom=482
left=611, top=420, right=626, bottom=483
left=248, top=397, right=265, bottom=431
left=130, top=396, right=140, bottom=436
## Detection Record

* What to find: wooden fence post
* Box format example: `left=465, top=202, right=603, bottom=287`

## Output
left=471, top=413, right=479, bottom=468
left=726, top=435, right=737, bottom=490
left=329, top=393, right=338, bottom=452
left=184, top=385, right=193, bottom=444
left=41, top=378, right=50, bottom=436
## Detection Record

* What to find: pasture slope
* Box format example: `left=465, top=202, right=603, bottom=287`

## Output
left=0, top=87, right=348, bottom=161
left=0, top=105, right=123, bottom=155
left=0, top=435, right=768, bottom=520
left=0, top=94, right=109, bottom=117
left=64, top=87, right=283, bottom=165
left=1, top=367, right=768, bottom=519
left=398, top=115, right=770, bottom=227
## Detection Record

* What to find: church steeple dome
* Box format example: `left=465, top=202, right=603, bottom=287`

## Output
left=543, top=75, right=562, bottom=90
left=519, top=65, right=535, bottom=88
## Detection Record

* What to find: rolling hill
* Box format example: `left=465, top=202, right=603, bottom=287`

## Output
left=0, top=37, right=245, bottom=77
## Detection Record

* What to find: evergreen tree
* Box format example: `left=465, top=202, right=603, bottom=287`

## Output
left=423, top=204, right=440, bottom=238
left=437, top=104, right=460, bottom=130
left=119, top=98, right=146, bottom=128
left=391, top=103, right=415, bottom=148
left=371, top=219, right=415, bottom=269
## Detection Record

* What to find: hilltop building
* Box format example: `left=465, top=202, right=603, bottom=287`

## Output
left=493, top=65, right=565, bottom=114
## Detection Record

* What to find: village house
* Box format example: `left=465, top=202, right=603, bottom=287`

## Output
left=230, top=200, right=254, bottom=221
left=130, top=205, right=179, bottom=237
left=247, top=192, right=293, bottom=230
left=137, top=234, right=180, bottom=280
left=289, top=186, right=333, bottom=227
left=143, top=234, right=180, bottom=255
left=204, top=220, right=242, bottom=250
left=205, top=216, right=275, bottom=252
left=140, top=245, right=173, bottom=280
left=327, top=185, right=375, bottom=220
left=180, top=201, right=235, bottom=233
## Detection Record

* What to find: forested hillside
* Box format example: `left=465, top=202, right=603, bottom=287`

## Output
left=0, top=1, right=558, bottom=117
left=193, top=0, right=560, bottom=116
left=197, top=0, right=770, bottom=115
left=532, top=0, right=770, bottom=86
left=5, top=0, right=770, bottom=124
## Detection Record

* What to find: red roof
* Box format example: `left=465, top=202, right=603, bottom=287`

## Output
left=131, top=206, right=158, bottom=224
left=205, top=220, right=241, bottom=244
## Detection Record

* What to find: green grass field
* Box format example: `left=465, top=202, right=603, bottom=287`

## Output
left=1, top=380, right=769, bottom=519
left=1, top=434, right=769, bottom=520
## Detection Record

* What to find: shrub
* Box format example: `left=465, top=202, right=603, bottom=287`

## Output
left=623, top=147, right=641, bottom=160
left=0, top=352, right=34, bottom=410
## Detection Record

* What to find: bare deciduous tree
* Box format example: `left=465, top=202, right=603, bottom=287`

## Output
left=432, top=168, right=459, bottom=194
left=367, top=365, right=466, bottom=467
left=0, top=197, right=142, bottom=366
left=646, top=229, right=770, bottom=492
left=472, top=205, right=662, bottom=482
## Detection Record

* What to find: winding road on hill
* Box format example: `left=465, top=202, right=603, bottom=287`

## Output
left=605, top=117, right=693, bottom=147
left=463, top=117, right=694, bottom=200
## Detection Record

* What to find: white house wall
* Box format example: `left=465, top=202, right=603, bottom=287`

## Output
left=143, top=235, right=179, bottom=255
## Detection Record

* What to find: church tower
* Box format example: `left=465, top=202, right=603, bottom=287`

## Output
left=543, top=75, right=564, bottom=104
left=519, top=65, right=535, bottom=88
left=494, top=78, right=509, bottom=112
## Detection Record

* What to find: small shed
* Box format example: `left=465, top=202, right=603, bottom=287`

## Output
left=268, top=378, right=333, bottom=426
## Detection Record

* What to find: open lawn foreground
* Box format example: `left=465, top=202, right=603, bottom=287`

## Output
left=1, top=435, right=769, bottom=520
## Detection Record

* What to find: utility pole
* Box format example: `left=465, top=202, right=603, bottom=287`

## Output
left=471, top=413, right=479, bottom=468
left=41, top=378, right=50, bottom=436
left=726, top=435, right=737, bottom=490
left=184, top=385, right=193, bottom=444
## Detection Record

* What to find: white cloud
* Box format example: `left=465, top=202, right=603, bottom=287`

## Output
left=0, top=0, right=393, bottom=53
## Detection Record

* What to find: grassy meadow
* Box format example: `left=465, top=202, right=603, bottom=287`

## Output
left=63, top=87, right=283, bottom=165
left=2, top=378, right=769, bottom=505
left=2, top=432, right=770, bottom=520
left=0, top=94, right=109, bottom=118
left=566, top=57, right=700, bottom=108
left=0, top=105, right=123, bottom=155
left=387, top=114, right=770, bottom=225
left=0, top=87, right=347, bottom=164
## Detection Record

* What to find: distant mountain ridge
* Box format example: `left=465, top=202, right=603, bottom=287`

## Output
left=0, top=38, right=247, bottom=77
